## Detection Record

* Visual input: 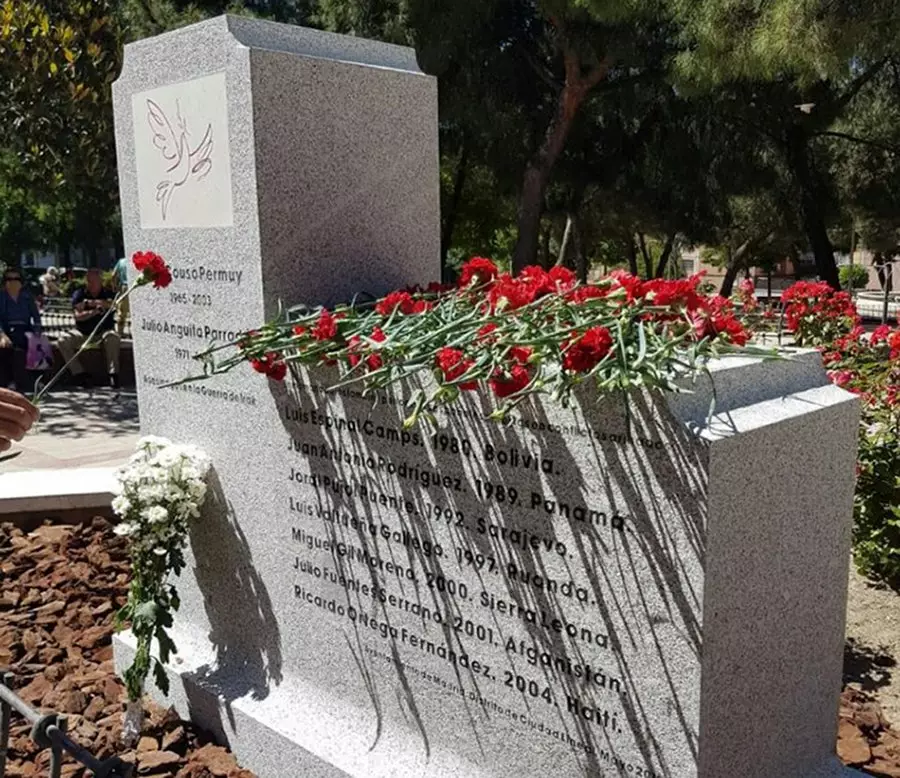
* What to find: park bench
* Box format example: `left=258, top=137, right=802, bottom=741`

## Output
left=35, top=297, right=135, bottom=388
left=39, top=296, right=133, bottom=341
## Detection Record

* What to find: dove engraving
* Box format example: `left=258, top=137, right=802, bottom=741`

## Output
left=146, top=98, right=214, bottom=220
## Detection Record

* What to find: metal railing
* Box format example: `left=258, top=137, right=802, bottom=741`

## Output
left=0, top=670, right=132, bottom=778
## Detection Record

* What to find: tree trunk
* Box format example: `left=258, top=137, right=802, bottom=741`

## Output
left=653, top=232, right=677, bottom=279
left=626, top=238, right=639, bottom=276
left=719, top=239, right=753, bottom=297
left=441, top=137, right=470, bottom=272
left=512, top=54, right=608, bottom=273
left=573, top=215, right=587, bottom=283
left=784, top=126, right=840, bottom=289
left=637, top=233, right=652, bottom=277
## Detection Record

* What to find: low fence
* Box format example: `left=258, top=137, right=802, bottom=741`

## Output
left=856, top=291, right=900, bottom=322
left=0, top=670, right=131, bottom=778
left=39, top=297, right=132, bottom=341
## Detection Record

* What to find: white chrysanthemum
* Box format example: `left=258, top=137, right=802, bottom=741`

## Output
left=111, top=495, right=131, bottom=517
left=143, top=505, right=168, bottom=524
left=112, top=436, right=210, bottom=551
left=187, top=481, right=207, bottom=502
left=137, top=483, right=166, bottom=503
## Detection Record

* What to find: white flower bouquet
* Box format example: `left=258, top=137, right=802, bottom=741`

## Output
left=112, top=436, right=211, bottom=741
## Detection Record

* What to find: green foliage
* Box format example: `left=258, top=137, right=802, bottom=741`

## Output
left=671, top=0, right=899, bottom=86
left=783, top=286, right=900, bottom=587
left=119, top=0, right=316, bottom=39
left=854, top=422, right=900, bottom=587
left=9, top=0, right=900, bottom=287
left=0, top=0, right=122, bottom=255
left=839, top=264, right=870, bottom=290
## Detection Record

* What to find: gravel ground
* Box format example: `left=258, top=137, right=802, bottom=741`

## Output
left=0, top=519, right=252, bottom=778
left=845, top=564, right=900, bottom=725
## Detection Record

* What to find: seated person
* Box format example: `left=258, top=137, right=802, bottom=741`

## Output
left=58, top=268, right=121, bottom=389
left=0, top=267, right=43, bottom=391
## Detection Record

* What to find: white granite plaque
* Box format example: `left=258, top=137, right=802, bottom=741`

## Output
left=132, top=72, right=234, bottom=229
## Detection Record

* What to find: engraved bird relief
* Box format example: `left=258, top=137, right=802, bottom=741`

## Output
left=146, top=98, right=214, bottom=220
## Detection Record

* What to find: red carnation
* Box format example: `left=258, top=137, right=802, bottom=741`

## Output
left=477, top=323, right=499, bottom=342
left=691, top=298, right=750, bottom=346
left=548, top=266, right=577, bottom=292
left=567, top=285, right=608, bottom=304
left=251, top=352, right=286, bottom=381
left=459, top=257, right=499, bottom=288
left=366, top=327, right=387, bottom=370
left=887, top=386, right=899, bottom=407
left=827, top=369, right=854, bottom=388
left=519, top=266, right=552, bottom=298
left=562, top=327, right=613, bottom=373
left=489, top=364, right=530, bottom=399
left=435, top=347, right=477, bottom=390
left=347, top=329, right=386, bottom=370
left=312, top=310, right=339, bottom=341
left=132, top=250, right=172, bottom=289
left=267, top=360, right=287, bottom=381
left=346, top=335, right=363, bottom=368
left=608, top=270, right=644, bottom=303
left=376, top=290, right=417, bottom=316
left=487, top=274, right=539, bottom=312
left=712, top=313, right=750, bottom=346
left=641, top=276, right=704, bottom=311
left=507, top=346, right=533, bottom=365
left=293, top=325, right=308, bottom=337
left=889, top=330, right=900, bottom=360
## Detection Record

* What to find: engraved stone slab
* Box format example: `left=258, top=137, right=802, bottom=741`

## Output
left=113, top=15, right=863, bottom=778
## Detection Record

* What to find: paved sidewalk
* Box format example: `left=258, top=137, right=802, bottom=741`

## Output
left=1, top=389, right=140, bottom=472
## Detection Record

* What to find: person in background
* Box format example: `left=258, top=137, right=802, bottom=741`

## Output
left=112, top=256, right=130, bottom=336
left=0, top=267, right=42, bottom=391
left=40, top=267, right=61, bottom=297
left=0, top=387, right=38, bottom=453
left=58, top=268, right=121, bottom=389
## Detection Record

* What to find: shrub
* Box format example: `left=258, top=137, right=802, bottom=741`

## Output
left=839, top=263, right=870, bottom=290
left=781, top=286, right=900, bottom=586
left=855, top=423, right=900, bottom=584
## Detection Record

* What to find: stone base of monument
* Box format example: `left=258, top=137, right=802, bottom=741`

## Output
left=114, top=630, right=866, bottom=778
left=114, top=629, right=484, bottom=778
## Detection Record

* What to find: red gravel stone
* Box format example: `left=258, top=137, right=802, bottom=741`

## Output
left=0, top=521, right=255, bottom=778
